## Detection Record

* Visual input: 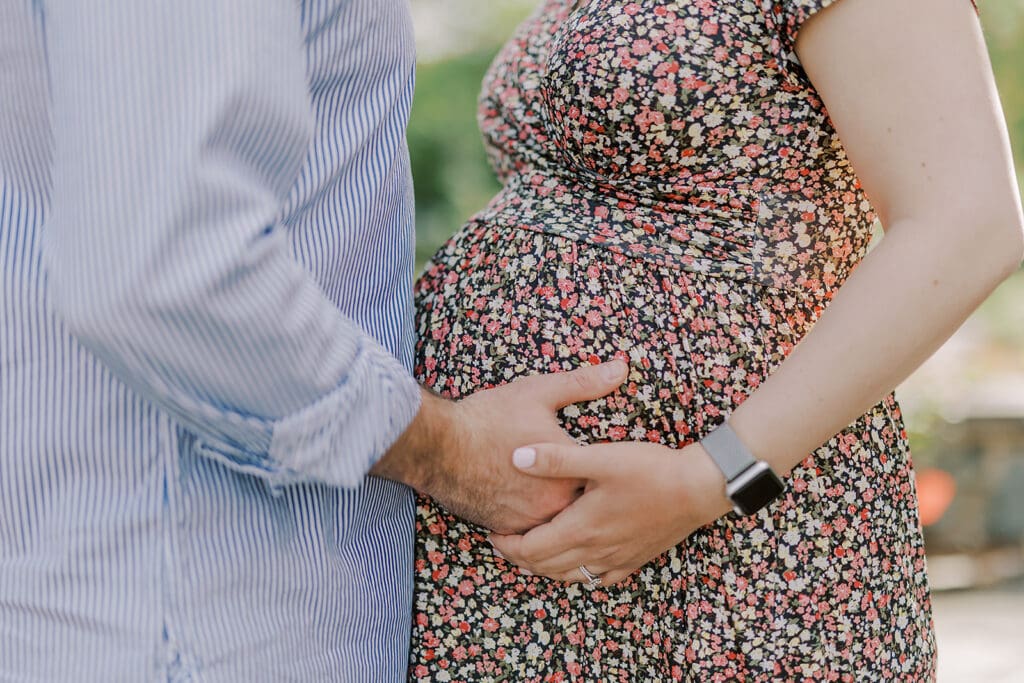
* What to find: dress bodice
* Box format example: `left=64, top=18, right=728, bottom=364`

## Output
left=474, top=0, right=876, bottom=306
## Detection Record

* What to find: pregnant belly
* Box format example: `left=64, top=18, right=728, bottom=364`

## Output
left=409, top=220, right=933, bottom=683
left=413, top=218, right=803, bottom=448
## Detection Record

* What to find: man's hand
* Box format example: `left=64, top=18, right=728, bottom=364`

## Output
left=371, top=360, right=629, bottom=533
left=489, top=440, right=733, bottom=585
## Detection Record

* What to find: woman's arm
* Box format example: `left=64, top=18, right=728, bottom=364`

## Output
left=728, top=0, right=1024, bottom=474
left=492, top=0, right=1024, bottom=583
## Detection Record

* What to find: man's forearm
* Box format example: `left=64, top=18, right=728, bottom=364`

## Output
left=371, top=387, right=458, bottom=493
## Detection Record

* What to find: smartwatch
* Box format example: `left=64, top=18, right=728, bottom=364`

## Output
left=699, top=421, right=787, bottom=516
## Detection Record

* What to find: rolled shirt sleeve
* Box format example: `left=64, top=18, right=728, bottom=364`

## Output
left=41, top=1, right=420, bottom=488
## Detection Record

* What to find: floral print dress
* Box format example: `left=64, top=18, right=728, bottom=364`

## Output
left=409, top=0, right=937, bottom=680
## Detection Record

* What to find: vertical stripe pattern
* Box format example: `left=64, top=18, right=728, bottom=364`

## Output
left=1, top=1, right=419, bottom=680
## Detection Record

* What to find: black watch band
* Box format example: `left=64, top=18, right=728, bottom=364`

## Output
left=699, top=421, right=787, bottom=515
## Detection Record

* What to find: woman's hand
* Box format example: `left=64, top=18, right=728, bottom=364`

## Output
left=489, top=441, right=733, bottom=585
left=374, top=360, right=629, bottom=535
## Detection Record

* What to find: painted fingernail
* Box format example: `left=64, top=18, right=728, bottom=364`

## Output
left=513, top=447, right=536, bottom=469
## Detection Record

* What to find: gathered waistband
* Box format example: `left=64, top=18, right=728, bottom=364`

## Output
left=472, top=169, right=867, bottom=306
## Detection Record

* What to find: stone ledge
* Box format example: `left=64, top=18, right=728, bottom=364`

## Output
left=928, top=543, right=1024, bottom=592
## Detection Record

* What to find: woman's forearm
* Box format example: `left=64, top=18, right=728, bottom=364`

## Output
left=728, top=214, right=1023, bottom=475
left=729, top=0, right=1024, bottom=476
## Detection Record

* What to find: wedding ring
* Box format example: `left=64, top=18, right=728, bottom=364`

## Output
left=579, top=565, right=602, bottom=588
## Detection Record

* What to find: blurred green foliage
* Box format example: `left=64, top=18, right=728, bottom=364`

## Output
left=408, top=50, right=503, bottom=265
left=981, top=0, right=1024, bottom=186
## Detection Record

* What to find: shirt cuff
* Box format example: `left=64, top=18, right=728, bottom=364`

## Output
left=193, top=338, right=421, bottom=489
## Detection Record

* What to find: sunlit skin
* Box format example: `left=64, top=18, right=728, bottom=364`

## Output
left=370, top=360, right=628, bottom=534
left=490, top=0, right=1024, bottom=585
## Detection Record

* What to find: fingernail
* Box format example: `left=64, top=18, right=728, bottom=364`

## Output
left=603, top=360, right=627, bottom=381
left=513, top=447, right=536, bottom=469
left=520, top=569, right=534, bottom=577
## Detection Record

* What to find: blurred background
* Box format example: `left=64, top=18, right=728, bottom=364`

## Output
left=409, top=1, right=1024, bottom=680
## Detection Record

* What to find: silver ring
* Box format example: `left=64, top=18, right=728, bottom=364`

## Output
left=579, top=565, right=602, bottom=588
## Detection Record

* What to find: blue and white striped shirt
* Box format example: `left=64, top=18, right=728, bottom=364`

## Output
left=1, top=1, right=422, bottom=680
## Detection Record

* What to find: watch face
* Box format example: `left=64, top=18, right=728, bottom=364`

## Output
left=729, top=465, right=787, bottom=516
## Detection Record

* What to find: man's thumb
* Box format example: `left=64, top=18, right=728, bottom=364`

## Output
left=542, top=359, right=628, bottom=409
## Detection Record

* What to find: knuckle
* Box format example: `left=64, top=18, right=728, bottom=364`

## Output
left=568, top=521, right=594, bottom=546
left=542, top=449, right=565, bottom=477
left=518, top=546, right=538, bottom=565
left=570, top=369, right=593, bottom=392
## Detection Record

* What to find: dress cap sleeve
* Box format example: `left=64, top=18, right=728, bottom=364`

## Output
left=761, top=0, right=980, bottom=84
left=759, top=0, right=841, bottom=83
